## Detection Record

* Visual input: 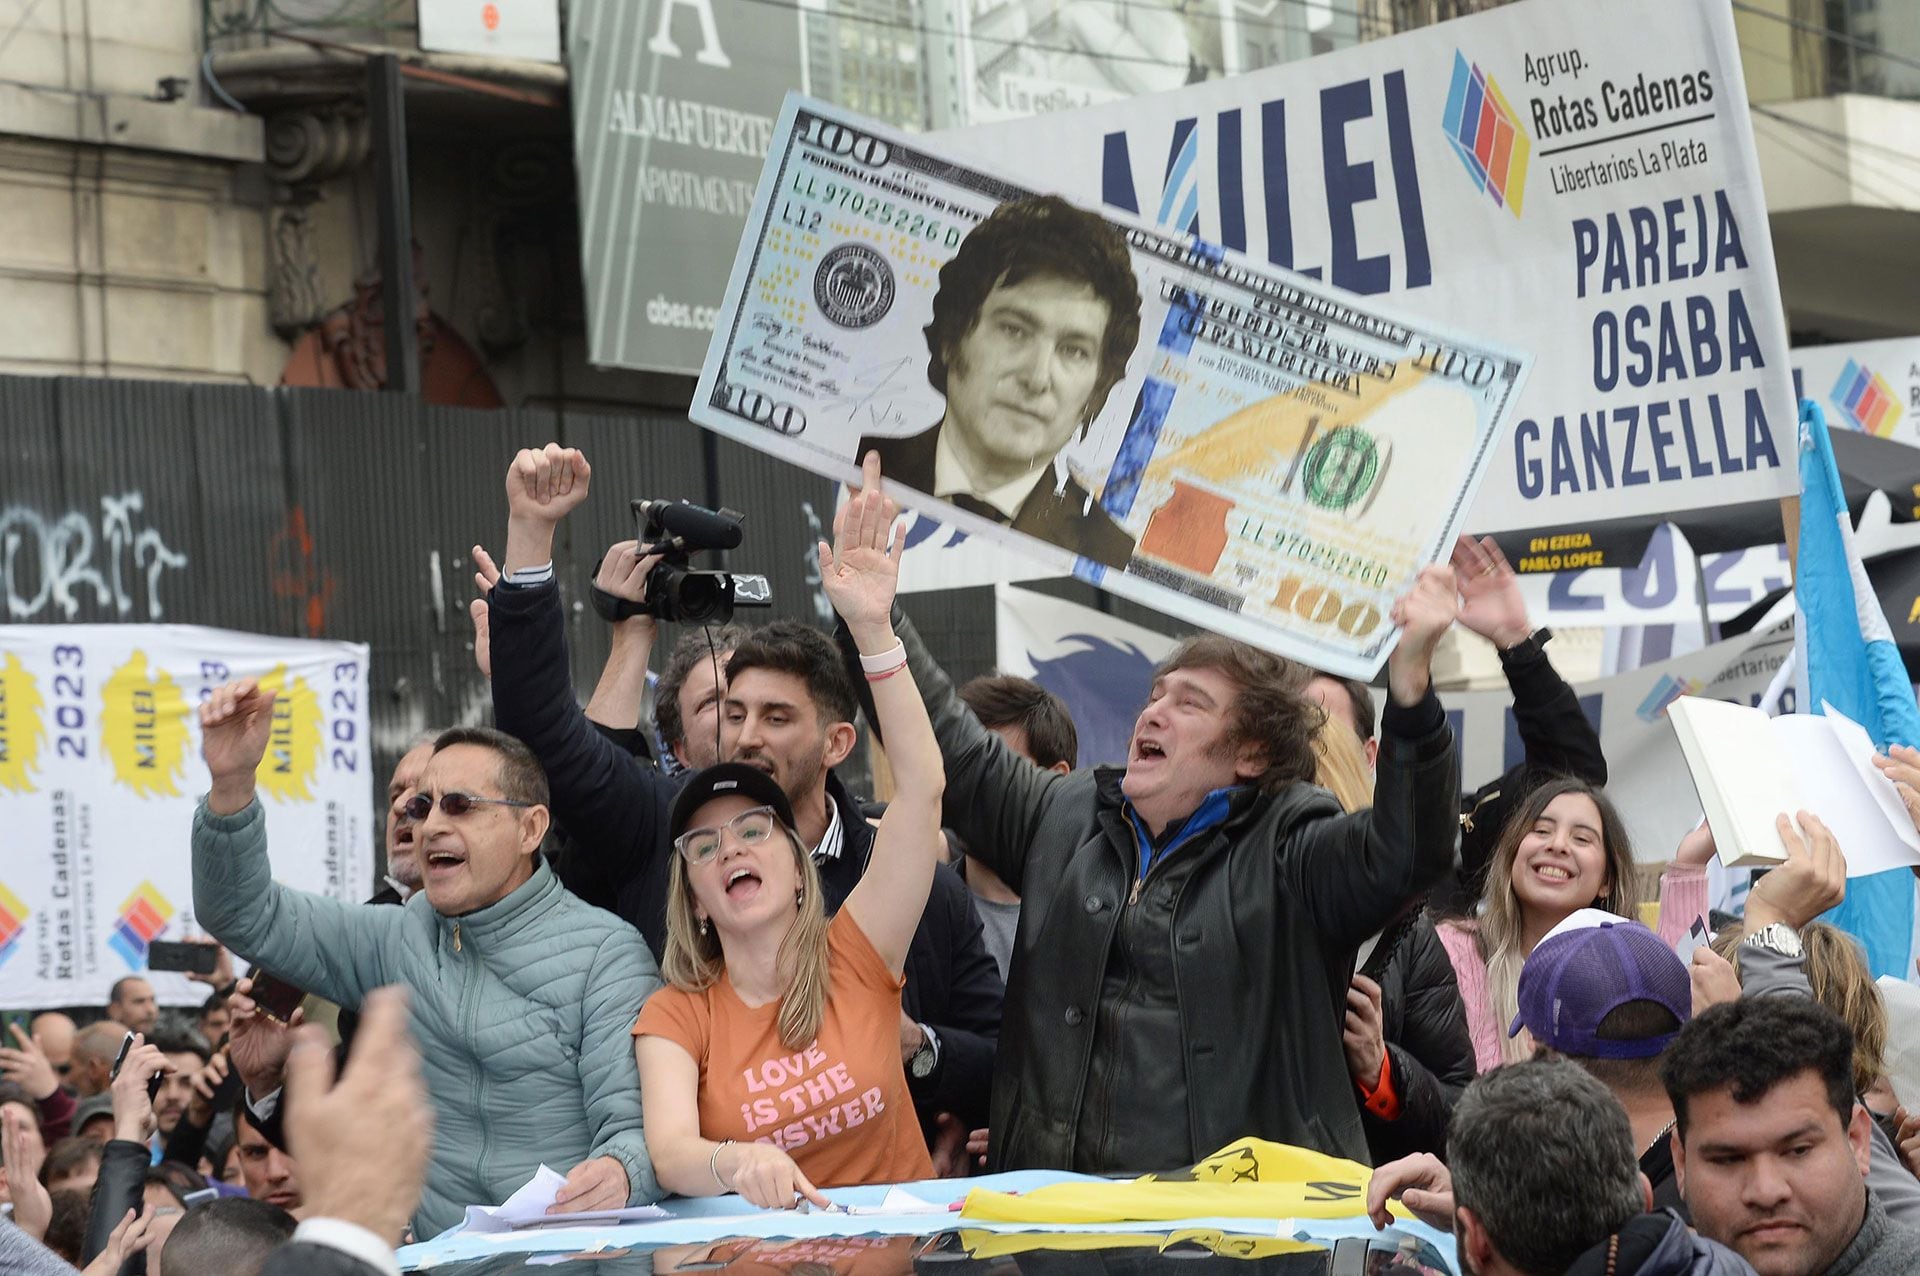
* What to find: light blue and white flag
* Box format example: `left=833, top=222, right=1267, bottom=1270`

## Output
left=1796, top=399, right=1918, bottom=979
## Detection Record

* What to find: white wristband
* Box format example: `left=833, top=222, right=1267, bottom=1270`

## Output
left=858, top=641, right=906, bottom=673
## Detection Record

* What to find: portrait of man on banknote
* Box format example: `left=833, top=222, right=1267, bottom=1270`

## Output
left=855, top=194, right=1143, bottom=570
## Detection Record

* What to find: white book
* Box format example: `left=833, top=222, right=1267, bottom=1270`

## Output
left=1665, top=697, right=1920, bottom=875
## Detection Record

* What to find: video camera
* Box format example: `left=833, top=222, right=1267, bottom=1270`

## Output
left=589, top=499, right=772, bottom=626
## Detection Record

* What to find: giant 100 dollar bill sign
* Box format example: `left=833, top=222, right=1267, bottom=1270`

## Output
left=693, top=95, right=1532, bottom=676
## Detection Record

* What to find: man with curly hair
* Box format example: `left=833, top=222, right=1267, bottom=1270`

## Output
left=857, top=194, right=1142, bottom=570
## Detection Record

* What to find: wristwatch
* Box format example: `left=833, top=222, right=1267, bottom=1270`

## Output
left=1498, top=627, right=1553, bottom=660
left=909, top=1024, right=942, bottom=1079
left=1743, top=921, right=1804, bottom=960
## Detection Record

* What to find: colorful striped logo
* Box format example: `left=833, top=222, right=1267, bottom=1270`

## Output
left=1635, top=674, right=1704, bottom=723
left=107, top=882, right=173, bottom=971
left=1442, top=50, right=1530, bottom=217
left=1832, top=359, right=1902, bottom=438
left=0, top=882, right=26, bottom=969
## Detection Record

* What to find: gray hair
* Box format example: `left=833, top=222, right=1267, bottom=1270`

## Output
left=1449, top=1059, right=1645, bottom=1273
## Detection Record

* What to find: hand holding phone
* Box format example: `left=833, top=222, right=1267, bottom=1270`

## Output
left=227, top=976, right=306, bottom=1101
left=108, top=1035, right=171, bottom=1142
left=247, top=971, right=306, bottom=1024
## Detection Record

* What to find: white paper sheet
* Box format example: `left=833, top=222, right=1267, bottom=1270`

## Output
left=459, top=1165, right=670, bottom=1235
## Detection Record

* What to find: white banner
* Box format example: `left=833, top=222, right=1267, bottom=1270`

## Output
left=993, top=585, right=1182, bottom=766
left=941, top=0, right=1796, bottom=538
left=1793, top=336, right=1920, bottom=449
left=0, top=626, right=373, bottom=1010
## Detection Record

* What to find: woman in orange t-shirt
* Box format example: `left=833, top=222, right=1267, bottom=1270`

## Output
left=634, top=453, right=944, bottom=1209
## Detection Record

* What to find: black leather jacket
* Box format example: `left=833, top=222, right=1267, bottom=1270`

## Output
left=851, top=609, right=1459, bottom=1172
left=80, top=1138, right=151, bottom=1273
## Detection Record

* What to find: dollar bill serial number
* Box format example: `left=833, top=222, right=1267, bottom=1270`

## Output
left=785, top=175, right=963, bottom=250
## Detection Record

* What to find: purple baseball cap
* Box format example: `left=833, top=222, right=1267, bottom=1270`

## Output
left=1511, top=920, right=1691, bottom=1059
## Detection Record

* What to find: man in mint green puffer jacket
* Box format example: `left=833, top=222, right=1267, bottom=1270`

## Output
left=191, top=679, right=662, bottom=1239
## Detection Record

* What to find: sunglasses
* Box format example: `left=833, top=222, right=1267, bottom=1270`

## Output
left=674, top=805, right=780, bottom=865
left=400, top=791, right=533, bottom=822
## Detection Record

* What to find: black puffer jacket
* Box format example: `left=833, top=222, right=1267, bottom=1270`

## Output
left=1359, top=913, right=1476, bottom=1163
left=847, top=608, right=1458, bottom=1172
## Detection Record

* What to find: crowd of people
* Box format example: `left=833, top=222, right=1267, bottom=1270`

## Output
left=5, top=443, right=1920, bottom=1276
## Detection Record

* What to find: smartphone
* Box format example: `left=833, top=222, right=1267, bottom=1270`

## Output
left=109, top=1030, right=164, bottom=1102
left=248, top=971, right=306, bottom=1023
left=147, top=940, right=220, bottom=975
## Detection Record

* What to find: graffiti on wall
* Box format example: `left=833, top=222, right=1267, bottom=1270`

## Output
left=0, top=494, right=188, bottom=621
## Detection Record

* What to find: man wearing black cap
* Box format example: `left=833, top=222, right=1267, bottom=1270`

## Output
left=1512, top=919, right=1696, bottom=1214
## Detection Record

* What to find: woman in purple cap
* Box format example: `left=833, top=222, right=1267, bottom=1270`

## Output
left=633, top=453, right=944, bottom=1210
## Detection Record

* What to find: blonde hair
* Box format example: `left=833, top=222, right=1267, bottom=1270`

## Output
left=662, top=821, right=832, bottom=1050
left=1476, top=778, right=1639, bottom=1065
left=1716, top=920, right=1886, bottom=1095
left=1312, top=713, right=1372, bottom=814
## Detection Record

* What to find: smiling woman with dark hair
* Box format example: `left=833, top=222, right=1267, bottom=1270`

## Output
left=634, top=455, right=947, bottom=1210
left=1437, top=777, right=1711, bottom=1071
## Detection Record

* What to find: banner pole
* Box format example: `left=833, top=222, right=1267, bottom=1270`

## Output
left=1781, top=496, right=1801, bottom=577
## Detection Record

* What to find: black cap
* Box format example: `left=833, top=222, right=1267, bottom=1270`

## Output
left=669, top=762, right=796, bottom=841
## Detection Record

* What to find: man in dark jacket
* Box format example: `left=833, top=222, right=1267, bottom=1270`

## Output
left=486, top=443, right=1003, bottom=1136
left=846, top=541, right=1460, bottom=1171
left=1368, top=1060, right=1752, bottom=1276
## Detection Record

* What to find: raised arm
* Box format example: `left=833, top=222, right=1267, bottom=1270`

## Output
left=1289, top=567, right=1460, bottom=948
left=583, top=541, right=662, bottom=733
left=194, top=680, right=394, bottom=1006
left=829, top=454, right=944, bottom=976
left=1452, top=536, right=1606, bottom=899
left=487, top=445, right=677, bottom=926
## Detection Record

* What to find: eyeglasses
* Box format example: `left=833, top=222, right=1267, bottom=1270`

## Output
left=675, top=805, right=779, bottom=864
left=400, top=791, right=533, bottom=822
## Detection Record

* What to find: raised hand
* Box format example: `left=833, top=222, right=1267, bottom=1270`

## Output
left=1449, top=535, right=1531, bottom=649
left=186, top=1051, right=232, bottom=1127
left=110, top=1037, right=168, bottom=1143
left=226, top=976, right=304, bottom=1101
left=81, top=1210, right=166, bottom=1276
left=200, top=679, right=277, bottom=813
left=182, top=938, right=235, bottom=990
left=595, top=540, right=664, bottom=615
left=507, top=443, right=591, bottom=526
left=1871, top=743, right=1920, bottom=836
left=821, top=451, right=904, bottom=645
left=1896, top=1106, right=1920, bottom=1179
left=1674, top=820, right=1718, bottom=869
left=1386, top=564, right=1459, bottom=706
left=0, top=1022, right=60, bottom=1101
left=1689, top=945, right=1742, bottom=1016
left=468, top=544, right=502, bottom=679
left=2, top=1104, right=50, bottom=1240
left=1746, top=810, right=1847, bottom=931
left=284, top=986, right=434, bottom=1245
